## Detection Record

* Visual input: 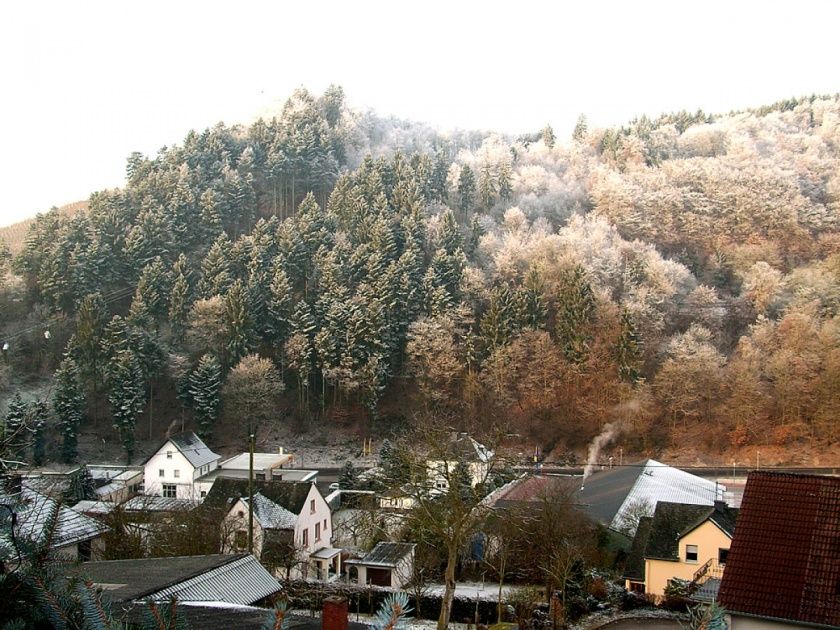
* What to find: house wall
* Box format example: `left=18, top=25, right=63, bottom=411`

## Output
left=297, top=484, right=332, bottom=555
left=646, top=520, right=732, bottom=596
left=426, top=459, right=489, bottom=489
left=222, top=498, right=267, bottom=557
left=728, top=615, right=817, bottom=630
left=391, top=548, right=415, bottom=588
left=144, top=442, right=196, bottom=499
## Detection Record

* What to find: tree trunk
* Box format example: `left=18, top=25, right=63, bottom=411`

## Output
left=497, top=552, right=506, bottom=624
left=438, top=544, right=458, bottom=630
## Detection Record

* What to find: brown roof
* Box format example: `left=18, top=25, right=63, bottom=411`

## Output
left=490, top=475, right=576, bottom=508
left=717, top=472, right=840, bottom=627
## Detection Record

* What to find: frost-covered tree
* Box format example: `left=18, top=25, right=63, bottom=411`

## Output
left=54, top=357, right=85, bottom=463
left=189, top=354, right=222, bottom=439
left=107, top=350, right=145, bottom=463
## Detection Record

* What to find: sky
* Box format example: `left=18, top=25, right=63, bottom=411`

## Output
left=1, top=0, right=838, bottom=227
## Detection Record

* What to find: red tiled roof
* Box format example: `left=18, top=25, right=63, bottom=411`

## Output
left=493, top=475, right=575, bottom=505
left=717, top=472, right=840, bottom=627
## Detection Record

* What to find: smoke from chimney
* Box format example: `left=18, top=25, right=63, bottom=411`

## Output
left=581, top=422, right=617, bottom=488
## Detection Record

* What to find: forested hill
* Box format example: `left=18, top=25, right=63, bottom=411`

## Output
left=1, top=88, right=839, bottom=466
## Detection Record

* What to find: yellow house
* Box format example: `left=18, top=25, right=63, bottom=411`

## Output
left=624, top=501, right=738, bottom=599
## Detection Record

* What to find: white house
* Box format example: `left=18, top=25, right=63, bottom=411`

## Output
left=208, top=478, right=338, bottom=581
left=143, top=432, right=221, bottom=500
left=427, top=432, right=493, bottom=490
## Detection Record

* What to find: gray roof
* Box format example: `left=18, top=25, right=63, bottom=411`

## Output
left=0, top=488, right=108, bottom=558
left=71, top=500, right=116, bottom=515
left=347, top=542, right=415, bottom=567
left=74, top=553, right=279, bottom=604
left=168, top=432, right=221, bottom=468
left=242, top=493, right=297, bottom=530
left=576, top=460, right=724, bottom=532
left=121, top=605, right=370, bottom=630
left=123, top=496, right=198, bottom=512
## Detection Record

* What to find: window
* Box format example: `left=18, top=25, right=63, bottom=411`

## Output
left=234, top=530, right=247, bottom=551
left=323, top=518, right=328, bottom=530
left=162, top=484, right=176, bottom=498
left=310, top=499, right=316, bottom=514
left=685, top=544, right=698, bottom=563
left=315, top=522, right=321, bottom=541
left=159, top=469, right=165, bottom=477
left=237, top=510, right=245, bottom=518
left=173, top=469, right=180, bottom=478
left=303, top=529, right=309, bottom=547
left=718, top=548, right=729, bottom=564
left=166, top=451, right=172, bottom=459
left=200, top=490, right=206, bottom=498
left=78, top=539, right=92, bottom=562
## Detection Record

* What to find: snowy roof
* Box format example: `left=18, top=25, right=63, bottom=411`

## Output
left=345, top=542, right=415, bottom=567
left=576, top=459, right=724, bottom=532
left=220, top=453, right=293, bottom=472
left=123, top=496, right=198, bottom=512
left=71, top=500, right=116, bottom=515
left=0, top=488, right=108, bottom=558
left=147, top=432, right=220, bottom=469
left=241, top=492, right=297, bottom=530
left=74, top=554, right=279, bottom=604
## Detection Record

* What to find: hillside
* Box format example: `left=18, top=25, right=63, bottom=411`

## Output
left=1, top=87, right=839, bottom=469
left=0, top=201, right=89, bottom=255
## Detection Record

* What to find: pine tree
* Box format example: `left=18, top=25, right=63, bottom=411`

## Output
left=617, top=309, right=643, bottom=384
left=339, top=460, right=357, bottom=489
left=107, top=350, right=145, bottom=464
left=572, top=114, right=589, bottom=142
left=71, top=293, right=109, bottom=396
left=439, top=209, right=463, bottom=255
left=133, top=257, right=171, bottom=325
left=521, top=268, right=548, bottom=329
left=497, top=161, right=513, bottom=202
left=431, top=150, right=450, bottom=203
left=555, top=265, right=596, bottom=364
left=54, top=357, right=85, bottom=464
left=541, top=124, right=556, bottom=148
left=169, top=255, right=192, bottom=339
left=4, top=393, right=28, bottom=464
left=29, top=400, right=48, bottom=466
left=223, top=279, right=254, bottom=368
left=477, top=164, right=496, bottom=212
left=189, top=354, right=222, bottom=440
left=457, top=165, right=476, bottom=218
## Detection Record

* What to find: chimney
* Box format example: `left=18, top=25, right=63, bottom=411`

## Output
left=714, top=499, right=727, bottom=512
left=322, top=596, right=348, bottom=630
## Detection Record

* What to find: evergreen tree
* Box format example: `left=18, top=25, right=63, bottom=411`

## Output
left=4, top=393, right=28, bottom=463
left=439, top=209, right=463, bottom=255
left=521, top=267, right=548, bottom=329
left=132, top=256, right=171, bottom=326
left=65, top=466, right=97, bottom=503
left=268, top=263, right=293, bottom=346
left=107, top=350, right=145, bottom=463
left=477, top=164, right=496, bottom=211
left=339, top=459, right=357, bottom=489
left=572, top=114, right=589, bottom=142
left=29, top=400, right=48, bottom=466
left=199, top=234, right=232, bottom=298
left=479, top=285, right=522, bottom=352
left=189, top=354, right=222, bottom=439
left=617, top=309, right=643, bottom=384
left=555, top=265, right=596, bottom=364
left=169, top=254, right=192, bottom=338
left=541, top=124, right=556, bottom=148
left=457, top=165, right=476, bottom=218
left=223, top=279, right=254, bottom=368
left=431, top=150, right=450, bottom=203
left=54, top=357, right=84, bottom=464
left=497, top=161, right=513, bottom=202
left=466, top=215, right=485, bottom=257
left=71, top=292, right=109, bottom=396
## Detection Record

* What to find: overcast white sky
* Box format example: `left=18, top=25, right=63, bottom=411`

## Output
left=1, top=0, right=837, bottom=226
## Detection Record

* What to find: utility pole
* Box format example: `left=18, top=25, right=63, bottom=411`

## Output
left=248, top=428, right=255, bottom=555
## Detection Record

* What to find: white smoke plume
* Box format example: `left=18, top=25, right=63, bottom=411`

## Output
left=581, top=422, right=617, bottom=488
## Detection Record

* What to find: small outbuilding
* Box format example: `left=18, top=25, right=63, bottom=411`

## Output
left=345, top=541, right=415, bottom=588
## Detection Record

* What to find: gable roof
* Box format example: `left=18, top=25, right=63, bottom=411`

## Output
left=622, top=515, right=653, bottom=581
left=0, top=488, right=108, bottom=559
left=717, top=472, right=840, bottom=627
left=346, top=542, right=415, bottom=567
left=439, top=432, right=493, bottom=463
left=166, top=432, right=220, bottom=468
left=203, top=478, right=315, bottom=516
left=242, top=492, right=297, bottom=530
left=643, top=502, right=738, bottom=561
left=483, top=474, right=577, bottom=509
left=72, top=553, right=279, bottom=604
left=576, top=460, right=723, bottom=532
